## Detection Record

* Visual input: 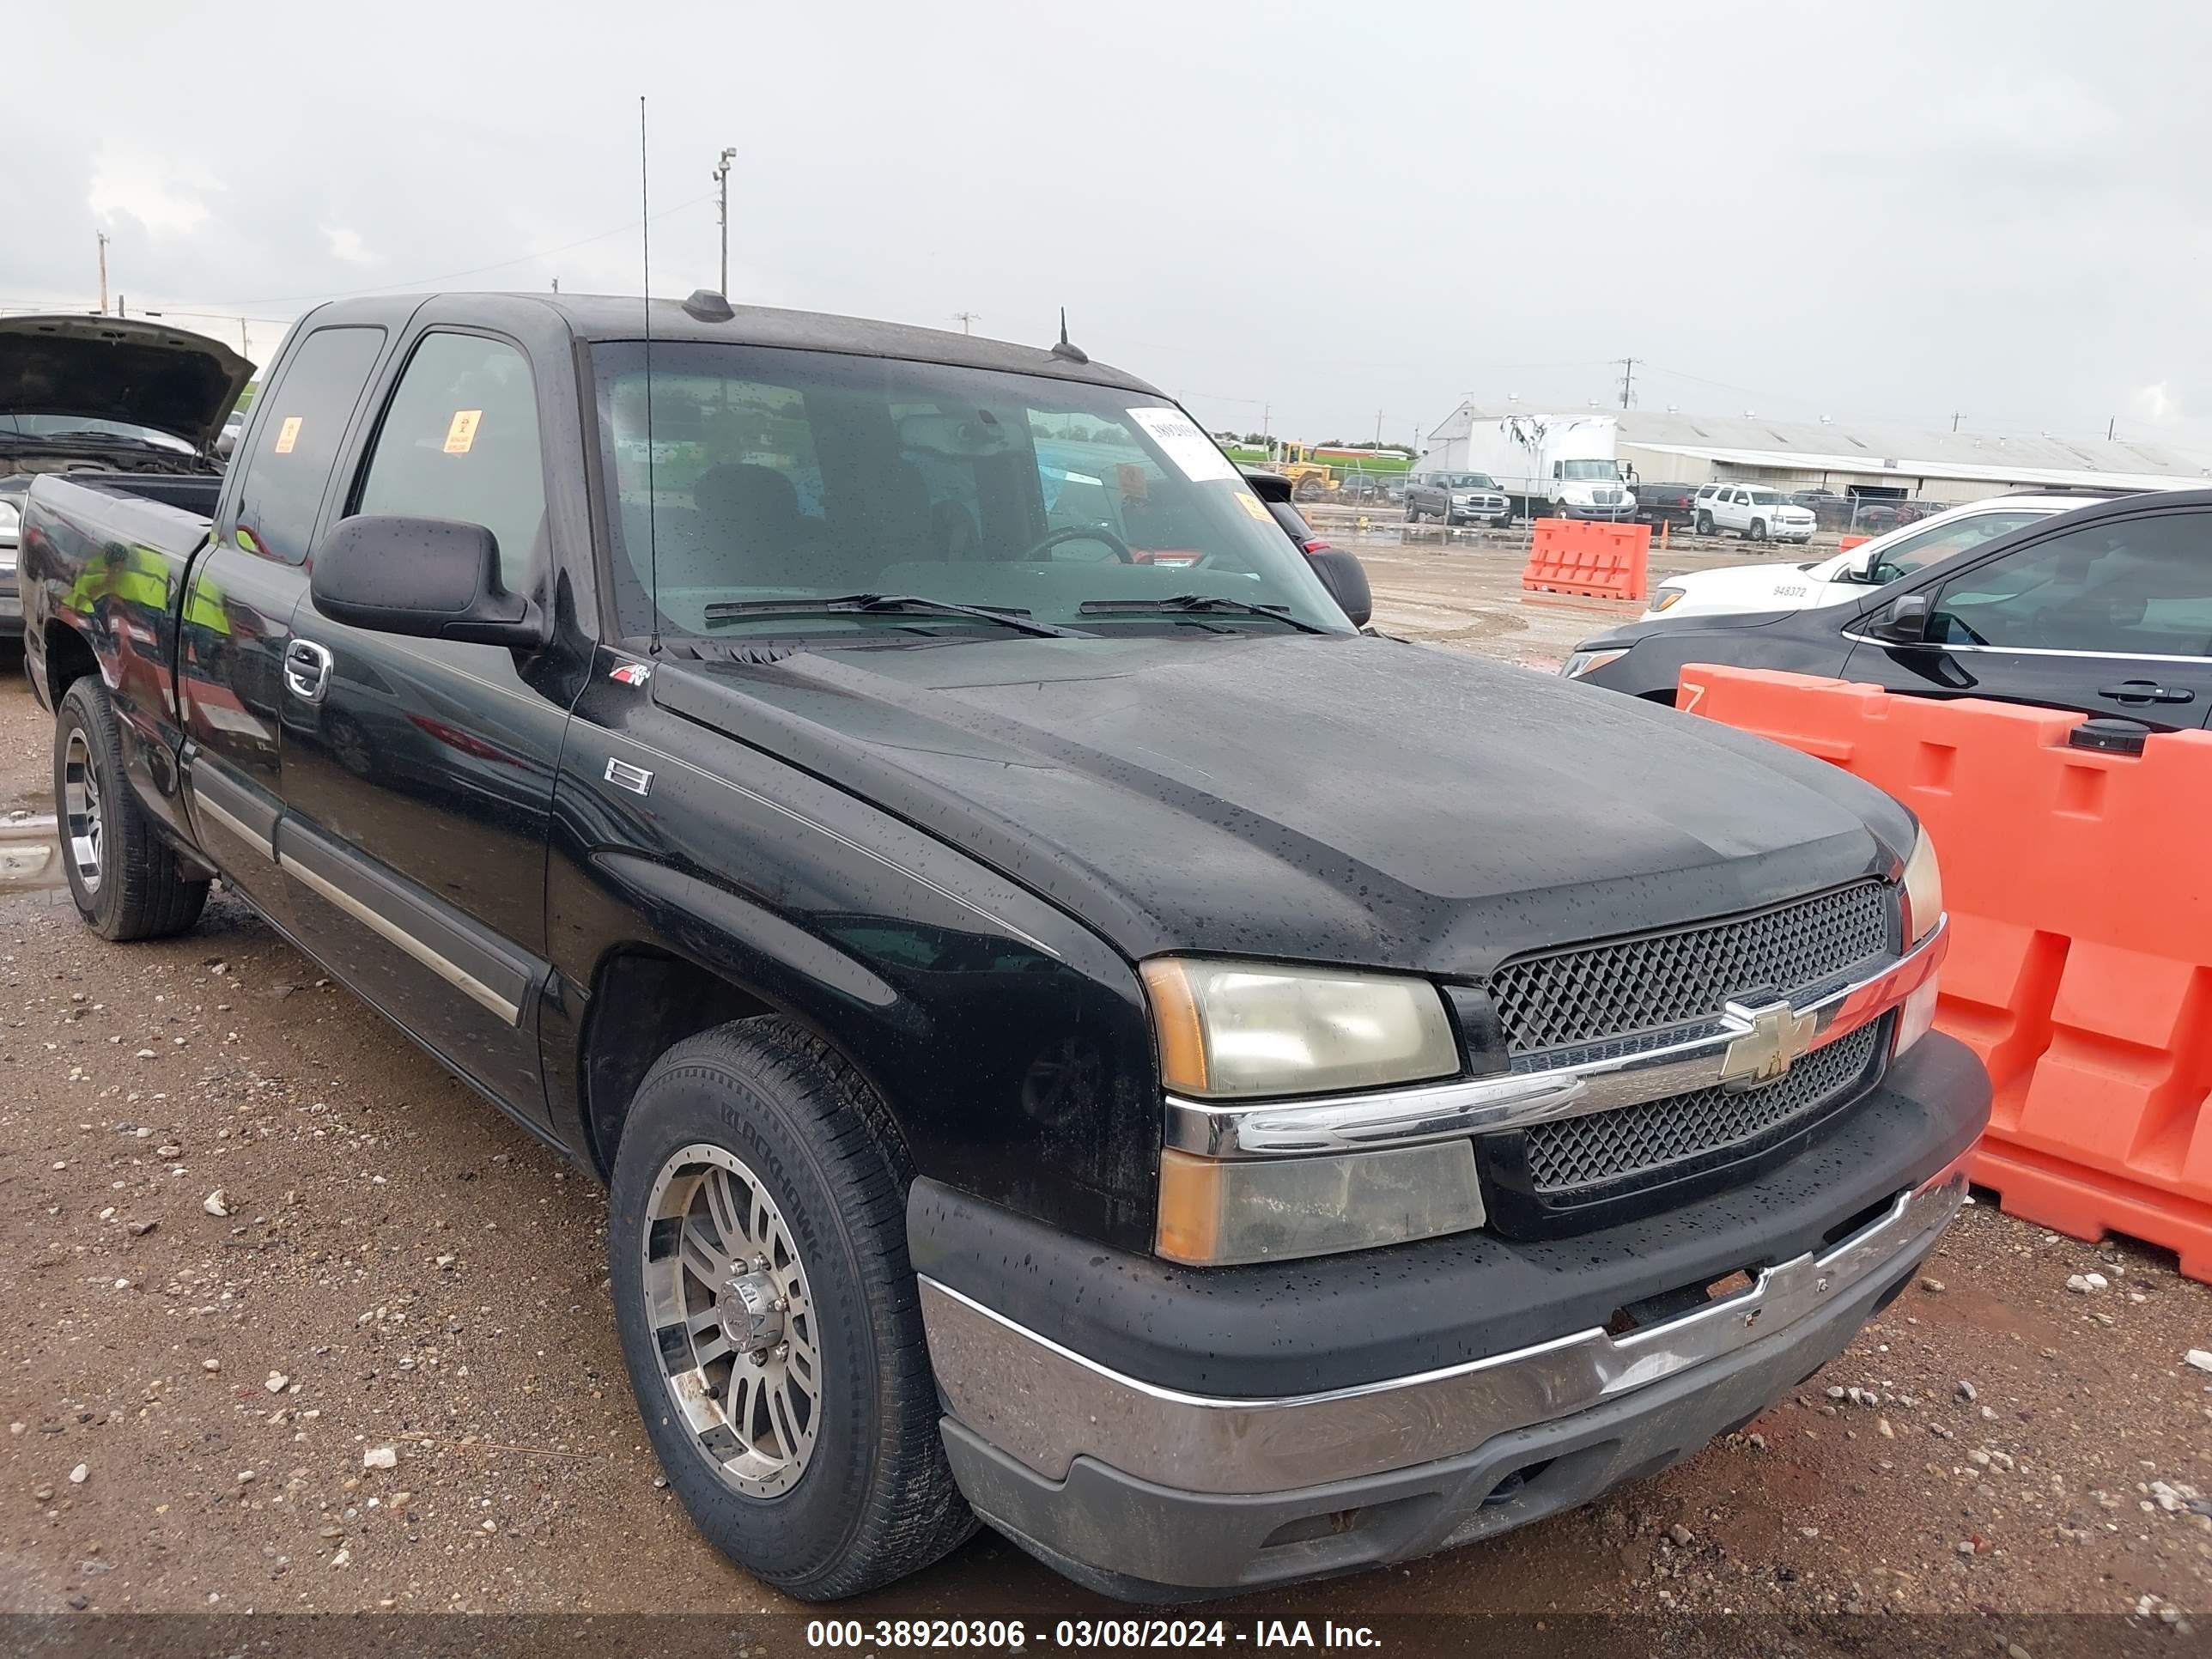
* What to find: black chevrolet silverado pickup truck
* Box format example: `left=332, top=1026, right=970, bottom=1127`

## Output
left=18, top=291, right=1986, bottom=1601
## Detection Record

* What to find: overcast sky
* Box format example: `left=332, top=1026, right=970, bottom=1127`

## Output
left=5, top=0, right=2207, bottom=449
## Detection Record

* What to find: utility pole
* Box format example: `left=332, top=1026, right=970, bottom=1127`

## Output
left=2107, top=416, right=2117, bottom=441
left=713, top=146, right=737, bottom=295
left=550, top=276, right=560, bottom=293
left=96, top=231, right=110, bottom=316
left=951, top=311, right=979, bottom=334
left=1614, top=356, right=1638, bottom=410
left=1951, top=411, right=1963, bottom=432
left=1374, top=408, right=1384, bottom=446
left=116, top=295, right=125, bottom=319
left=239, top=317, right=250, bottom=357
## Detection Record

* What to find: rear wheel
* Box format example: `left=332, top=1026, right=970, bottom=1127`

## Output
left=53, top=678, right=208, bottom=942
left=1695, top=512, right=1714, bottom=537
left=607, top=1018, right=975, bottom=1600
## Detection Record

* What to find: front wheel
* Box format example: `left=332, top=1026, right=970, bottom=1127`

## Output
left=1749, top=519, right=1767, bottom=541
left=53, top=678, right=208, bottom=941
left=1694, top=513, right=1714, bottom=536
left=607, top=1018, right=975, bottom=1599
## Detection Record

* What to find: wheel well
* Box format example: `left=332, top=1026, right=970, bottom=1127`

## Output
left=579, top=948, right=774, bottom=1176
left=44, top=623, right=98, bottom=708
left=1639, top=690, right=1681, bottom=707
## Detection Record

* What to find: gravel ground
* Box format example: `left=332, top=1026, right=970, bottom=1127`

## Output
left=3, top=642, right=2210, bottom=1632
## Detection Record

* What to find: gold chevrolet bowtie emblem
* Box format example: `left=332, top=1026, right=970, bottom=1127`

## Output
left=1719, top=999, right=1820, bottom=1089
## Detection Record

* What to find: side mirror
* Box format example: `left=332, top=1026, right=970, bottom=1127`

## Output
left=1306, top=545, right=1372, bottom=629
left=1864, top=592, right=1933, bottom=645
left=310, top=515, right=546, bottom=648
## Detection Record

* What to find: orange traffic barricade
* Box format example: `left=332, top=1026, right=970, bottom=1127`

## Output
left=1676, top=665, right=2212, bottom=1279
left=1838, top=534, right=1870, bottom=555
left=1521, top=520, right=1650, bottom=602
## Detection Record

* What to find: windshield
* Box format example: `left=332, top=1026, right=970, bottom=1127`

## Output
left=1849, top=509, right=2048, bottom=583
left=1444, top=472, right=1498, bottom=489
left=1557, top=459, right=1620, bottom=481
left=0, top=413, right=193, bottom=451
left=590, top=343, right=1350, bottom=641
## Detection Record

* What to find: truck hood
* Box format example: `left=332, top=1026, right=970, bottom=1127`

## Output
left=653, top=635, right=1911, bottom=975
left=0, top=315, right=253, bottom=453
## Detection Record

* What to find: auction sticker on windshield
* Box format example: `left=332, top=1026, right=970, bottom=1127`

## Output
left=1127, top=407, right=1236, bottom=483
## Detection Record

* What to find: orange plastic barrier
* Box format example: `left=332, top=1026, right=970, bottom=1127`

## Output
left=1838, top=534, right=1870, bottom=554
left=1521, top=519, right=1650, bottom=602
left=1677, top=665, right=2212, bottom=1279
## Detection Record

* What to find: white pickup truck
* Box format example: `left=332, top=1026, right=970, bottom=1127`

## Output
left=1640, top=492, right=2118, bottom=621
left=1691, top=483, right=1817, bottom=543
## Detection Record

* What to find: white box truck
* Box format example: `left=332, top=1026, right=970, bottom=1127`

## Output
left=1419, top=412, right=1638, bottom=522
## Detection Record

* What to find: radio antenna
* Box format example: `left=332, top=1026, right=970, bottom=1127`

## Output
left=639, top=94, right=662, bottom=656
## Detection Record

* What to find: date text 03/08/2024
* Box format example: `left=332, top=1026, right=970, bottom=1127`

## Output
left=805, top=1620, right=1384, bottom=1650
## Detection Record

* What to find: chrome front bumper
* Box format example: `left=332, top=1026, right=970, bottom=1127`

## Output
left=920, top=1171, right=1965, bottom=1498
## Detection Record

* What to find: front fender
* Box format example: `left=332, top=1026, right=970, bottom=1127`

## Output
left=544, top=696, right=1161, bottom=1253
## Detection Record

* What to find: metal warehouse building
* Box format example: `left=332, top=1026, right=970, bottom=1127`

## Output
left=1424, top=404, right=2212, bottom=503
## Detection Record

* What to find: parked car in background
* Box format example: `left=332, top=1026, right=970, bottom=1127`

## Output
left=216, top=407, right=247, bottom=459
left=20, top=288, right=1984, bottom=1601
left=1638, top=493, right=2133, bottom=621
left=1634, top=481, right=1700, bottom=529
left=1692, top=483, right=1817, bottom=543
left=1, top=314, right=246, bottom=647
left=0, top=472, right=25, bottom=646
left=1566, top=489, right=2212, bottom=728
left=1404, top=470, right=1512, bottom=527
left=1243, top=468, right=1373, bottom=623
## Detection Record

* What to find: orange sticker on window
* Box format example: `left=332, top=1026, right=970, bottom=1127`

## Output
left=443, top=410, right=483, bottom=455
left=273, top=416, right=302, bottom=455
left=1233, top=490, right=1269, bottom=521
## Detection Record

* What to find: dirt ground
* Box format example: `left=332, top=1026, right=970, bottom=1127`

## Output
left=3, top=589, right=2210, bottom=1634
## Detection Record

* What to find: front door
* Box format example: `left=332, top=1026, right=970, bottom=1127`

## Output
left=277, top=327, right=577, bottom=1119
left=1842, top=502, right=2212, bottom=730
left=179, top=323, right=391, bottom=915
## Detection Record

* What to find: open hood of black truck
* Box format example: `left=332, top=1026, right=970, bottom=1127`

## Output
left=0, top=315, right=254, bottom=454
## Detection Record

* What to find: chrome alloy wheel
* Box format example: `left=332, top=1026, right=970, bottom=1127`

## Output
left=642, top=1142, right=822, bottom=1498
left=63, top=730, right=104, bottom=895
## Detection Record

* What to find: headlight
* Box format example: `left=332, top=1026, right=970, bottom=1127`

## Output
left=1648, top=587, right=1686, bottom=612
left=1156, top=1141, right=1486, bottom=1266
left=1901, top=826, right=1942, bottom=945
left=1894, top=827, right=1944, bottom=1056
left=1140, top=957, right=1458, bottom=1100
left=1561, top=647, right=1627, bottom=679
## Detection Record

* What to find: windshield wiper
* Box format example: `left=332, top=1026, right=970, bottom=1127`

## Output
left=1075, top=594, right=1330, bottom=634
left=700, top=592, right=1079, bottom=638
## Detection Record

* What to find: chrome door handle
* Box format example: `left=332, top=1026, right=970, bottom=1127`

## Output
left=284, top=639, right=335, bottom=703
left=2098, top=680, right=2194, bottom=704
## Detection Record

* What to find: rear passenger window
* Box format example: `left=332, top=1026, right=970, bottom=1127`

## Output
left=230, top=326, right=386, bottom=565
left=352, top=333, right=549, bottom=587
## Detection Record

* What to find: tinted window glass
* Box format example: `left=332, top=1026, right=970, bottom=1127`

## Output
left=353, top=333, right=548, bottom=586
left=231, top=326, right=385, bottom=565
left=1931, top=513, right=2212, bottom=658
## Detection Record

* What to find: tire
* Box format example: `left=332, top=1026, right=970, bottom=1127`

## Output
left=53, top=678, right=209, bottom=942
left=1403, top=501, right=1419, bottom=523
left=1492, top=513, right=1512, bottom=530
left=606, top=1018, right=975, bottom=1600
left=1695, top=513, right=1714, bottom=537
left=1749, top=519, right=1767, bottom=542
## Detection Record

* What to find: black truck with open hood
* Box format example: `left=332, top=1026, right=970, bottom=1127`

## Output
left=15, top=290, right=1987, bottom=1601
left=2, top=314, right=252, bottom=642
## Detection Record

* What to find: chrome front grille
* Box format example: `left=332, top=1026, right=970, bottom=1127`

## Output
left=1489, top=882, right=1893, bottom=1055
left=1522, top=1024, right=1884, bottom=1196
